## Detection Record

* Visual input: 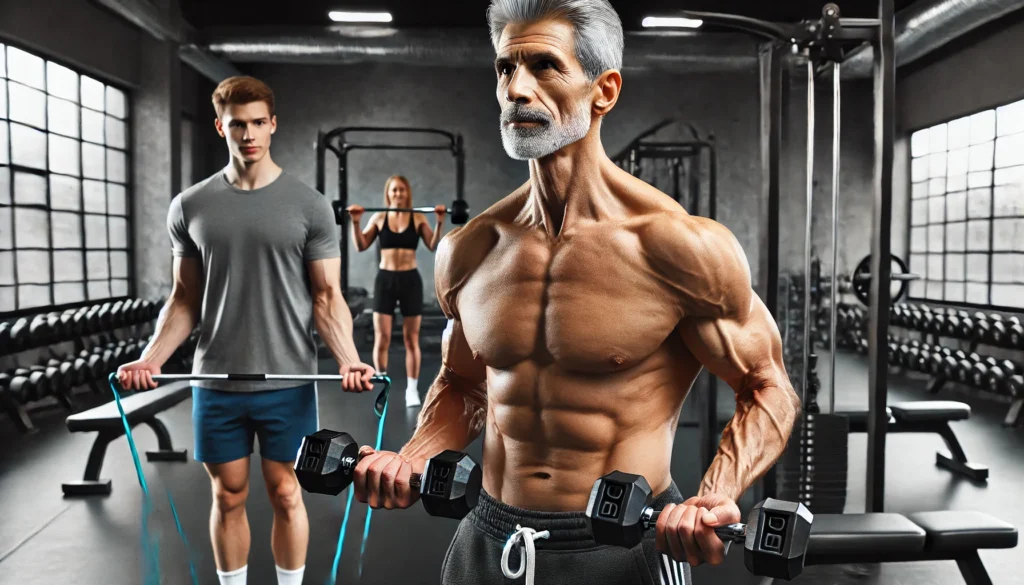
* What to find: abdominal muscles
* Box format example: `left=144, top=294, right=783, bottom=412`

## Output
left=481, top=346, right=700, bottom=511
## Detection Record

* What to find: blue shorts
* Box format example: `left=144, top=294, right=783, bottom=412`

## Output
left=192, top=383, right=319, bottom=464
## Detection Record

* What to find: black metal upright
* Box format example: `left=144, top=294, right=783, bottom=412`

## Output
left=316, top=130, right=326, bottom=194
left=338, top=151, right=350, bottom=294
left=759, top=43, right=784, bottom=499
left=866, top=0, right=896, bottom=513
left=455, top=135, right=466, bottom=203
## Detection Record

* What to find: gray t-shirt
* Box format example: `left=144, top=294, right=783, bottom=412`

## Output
left=167, top=170, right=339, bottom=391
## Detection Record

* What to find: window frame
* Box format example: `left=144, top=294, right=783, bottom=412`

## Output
left=0, top=40, right=135, bottom=318
left=905, top=99, right=1024, bottom=313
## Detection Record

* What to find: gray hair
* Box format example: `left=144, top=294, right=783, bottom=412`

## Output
left=486, top=0, right=624, bottom=80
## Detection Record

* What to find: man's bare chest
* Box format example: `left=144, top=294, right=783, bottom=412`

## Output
left=455, top=231, right=683, bottom=373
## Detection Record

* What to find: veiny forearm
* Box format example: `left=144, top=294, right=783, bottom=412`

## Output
left=399, top=367, right=486, bottom=460
left=141, top=295, right=199, bottom=366
left=313, top=289, right=361, bottom=366
left=699, top=381, right=800, bottom=501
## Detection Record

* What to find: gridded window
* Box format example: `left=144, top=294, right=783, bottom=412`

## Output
left=909, top=100, right=1024, bottom=309
left=0, top=43, right=132, bottom=313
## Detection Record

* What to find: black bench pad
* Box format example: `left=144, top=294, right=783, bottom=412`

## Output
left=908, top=511, right=1018, bottom=554
left=66, top=382, right=190, bottom=432
left=808, top=513, right=925, bottom=556
left=890, top=401, right=970, bottom=422
left=838, top=407, right=894, bottom=427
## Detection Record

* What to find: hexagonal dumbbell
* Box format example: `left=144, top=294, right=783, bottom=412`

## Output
left=585, top=471, right=813, bottom=580
left=294, top=429, right=481, bottom=519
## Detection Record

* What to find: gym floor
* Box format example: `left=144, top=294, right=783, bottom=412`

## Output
left=0, top=346, right=1021, bottom=585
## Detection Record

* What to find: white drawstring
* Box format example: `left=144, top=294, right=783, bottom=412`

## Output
left=501, top=524, right=550, bottom=585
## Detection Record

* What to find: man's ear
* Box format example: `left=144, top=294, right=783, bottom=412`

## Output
left=214, top=117, right=225, bottom=138
left=270, top=115, right=277, bottom=134
left=592, top=69, right=622, bottom=116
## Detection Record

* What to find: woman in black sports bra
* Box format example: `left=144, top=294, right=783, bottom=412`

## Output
left=347, top=175, right=446, bottom=407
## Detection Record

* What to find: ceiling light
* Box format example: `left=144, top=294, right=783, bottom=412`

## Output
left=642, top=16, right=703, bottom=29
left=328, top=11, right=393, bottom=23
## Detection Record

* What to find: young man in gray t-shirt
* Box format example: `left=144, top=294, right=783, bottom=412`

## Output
left=118, top=76, right=374, bottom=585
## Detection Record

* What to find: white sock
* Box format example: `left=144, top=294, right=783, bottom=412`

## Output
left=406, top=377, right=421, bottom=406
left=217, top=565, right=247, bottom=585
left=276, top=565, right=304, bottom=585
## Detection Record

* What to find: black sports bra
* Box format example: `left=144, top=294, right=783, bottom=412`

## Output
left=378, top=212, right=419, bottom=250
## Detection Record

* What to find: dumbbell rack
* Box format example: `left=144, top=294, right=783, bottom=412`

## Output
left=836, top=302, right=1024, bottom=426
left=891, top=303, right=1023, bottom=426
left=0, top=298, right=175, bottom=433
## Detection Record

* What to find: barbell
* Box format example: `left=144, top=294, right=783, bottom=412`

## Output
left=330, top=199, right=470, bottom=226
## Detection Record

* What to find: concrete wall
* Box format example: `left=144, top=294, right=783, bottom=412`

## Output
left=0, top=0, right=141, bottom=88
left=898, top=15, right=1024, bottom=132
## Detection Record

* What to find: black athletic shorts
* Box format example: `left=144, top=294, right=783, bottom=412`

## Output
left=440, top=484, right=692, bottom=585
left=372, top=269, right=423, bottom=317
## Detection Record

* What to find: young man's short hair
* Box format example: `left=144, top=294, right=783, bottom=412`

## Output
left=212, top=76, right=275, bottom=118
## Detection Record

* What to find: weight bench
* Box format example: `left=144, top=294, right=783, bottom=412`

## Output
left=840, top=401, right=987, bottom=482
left=798, top=511, right=1018, bottom=585
left=62, top=382, right=191, bottom=496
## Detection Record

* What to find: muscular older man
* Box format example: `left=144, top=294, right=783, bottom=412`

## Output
left=353, top=2, right=800, bottom=584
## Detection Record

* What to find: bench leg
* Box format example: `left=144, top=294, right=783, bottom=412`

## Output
left=143, top=417, right=187, bottom=462
left=2, top=393, right=37, bottom=434
left=1003, top=399, right=1023, bottom=428
left=956, top=551, right=992, bottom=585
left=935, top=424, right=989, bottom=482
left=927, top=377, right=945, bottom=394
left=54, top=386, right=75, bottom=411
left=62, top=430, right=116, bottom=496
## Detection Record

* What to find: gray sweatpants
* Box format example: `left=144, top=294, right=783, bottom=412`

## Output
left=440, top=483, right=692, bottom=585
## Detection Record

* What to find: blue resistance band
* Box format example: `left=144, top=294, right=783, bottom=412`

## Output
left=108, top=373, right=199, bottom=585
left=325, top=377, right=391, bottom=585
left=358, top=395, right=389, bottom=579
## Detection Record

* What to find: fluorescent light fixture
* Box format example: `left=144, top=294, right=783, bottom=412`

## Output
left=328, top=11, right=393, bottom=23
left=642, top=16, right=703, bottom=28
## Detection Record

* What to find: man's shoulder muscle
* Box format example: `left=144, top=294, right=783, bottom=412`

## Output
left=642, top=212, right=753, bottom=319
left=435, top=192, right=524, bottom=316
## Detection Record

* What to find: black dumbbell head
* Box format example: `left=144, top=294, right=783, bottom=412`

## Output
left=971, top=361, right=989, bottom=387
left=998, top=359, right=1019, bottom=375
left=419, top=450, right=482, bottom=519
left=743, top=498, right=813, bottom=580
left=0, top=322, right=10, bottom=353
left=294, top=429, right=359, bottom=496
left=1008, top=375, right=1023, bottom=397
left=73, top=357, right=89, bottom=384
left=586, top=471, right=653, bottom=549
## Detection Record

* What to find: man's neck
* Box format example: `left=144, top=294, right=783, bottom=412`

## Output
left=527, top=130, right=613, bottom=237
left=224, top=154, right=282, bottom=191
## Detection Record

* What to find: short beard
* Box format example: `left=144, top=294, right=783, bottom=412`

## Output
left=499, top=101, right=591, bottom=161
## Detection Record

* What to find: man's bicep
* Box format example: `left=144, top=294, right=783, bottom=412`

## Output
left=441, top=318, right=486, bottom=386
left=171, top=256, right=204, bottom=311
left=307, top=257, right=342, bottom=295
left=680, top=296, right=786, bottom=394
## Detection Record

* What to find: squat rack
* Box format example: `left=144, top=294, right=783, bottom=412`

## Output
left=682, top=2, right=895, bottom=512
left=315, top=127, right=466, bottom=294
